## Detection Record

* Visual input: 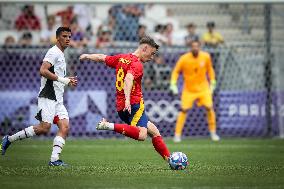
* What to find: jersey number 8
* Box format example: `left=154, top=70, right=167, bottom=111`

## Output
left=116, top=67, right=124, bottom=91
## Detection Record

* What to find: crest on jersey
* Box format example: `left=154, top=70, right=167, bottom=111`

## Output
left=199, top=61, right=205, bottom=67
left=119, top=58, right=131, bottom=64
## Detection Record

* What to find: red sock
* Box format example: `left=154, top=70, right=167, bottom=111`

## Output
left=152, top=136, right=170, bottom=160
left=114, top=124, right=140, bottom=140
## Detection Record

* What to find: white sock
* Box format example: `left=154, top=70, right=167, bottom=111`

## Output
left=107, top=123, right=114, bottom=130
left=50, top=136, right=65, bottom=162
left=8, top=126, right=36, bottom=142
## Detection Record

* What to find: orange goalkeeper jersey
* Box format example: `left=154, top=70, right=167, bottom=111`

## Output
left=171, top=51, right=215, bottom=93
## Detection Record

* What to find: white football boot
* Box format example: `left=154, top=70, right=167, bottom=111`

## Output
left=210, top=132, right=220, bottom=141
left=96, top=118, right=113, bottom=130
left=173, top=135, right=182, bottom=143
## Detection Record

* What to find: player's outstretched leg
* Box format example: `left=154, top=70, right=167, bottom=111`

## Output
left=1, top=122, right=53, bottom=156
left=1, top=126, right=36, bottom=155
left=147, top=121, right=170, bottom=161
left=97, top=118, right=146, bottom=141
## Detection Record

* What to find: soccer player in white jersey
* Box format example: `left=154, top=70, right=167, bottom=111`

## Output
left=1, top=27, right=77, bottom=166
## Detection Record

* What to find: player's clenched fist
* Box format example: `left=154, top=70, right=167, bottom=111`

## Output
left=68, top=76, right=78, bottom=87
left=123, top=99, right=131, bottom=114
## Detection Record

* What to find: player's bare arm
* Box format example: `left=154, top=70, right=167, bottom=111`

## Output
left=40, top=61, right=77, bottom=86
left=123, top=73, right=134, bottom=114
left=40, top=61, right=58, bottom=81
left=79, top=54, right=107, bottom=63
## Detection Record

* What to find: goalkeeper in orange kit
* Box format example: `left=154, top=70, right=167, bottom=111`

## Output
left=170, top=40, right=220, bottom=142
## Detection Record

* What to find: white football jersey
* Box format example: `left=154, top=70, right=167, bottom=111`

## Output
left=38, top=45, right=66, bottom=103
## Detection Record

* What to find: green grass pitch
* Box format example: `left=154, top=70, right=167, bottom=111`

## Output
left=1, top=138, right=284, bottom=189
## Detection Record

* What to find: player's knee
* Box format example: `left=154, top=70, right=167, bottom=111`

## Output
left=206, top=107, right=214, bottom=112
left=138, top=127, right=148, bottom=141
left=138, top=134, right=147, bottom=141
left=181, top=108, right=188, bottom=114
left=57, top=119, right=70, bottom=135
left=42, top=126, right=51, bottom=134
left=37, top=123, right=51, bottom=134
left=147, top=122, right=160, bottom=137
left=59, top=124, right=70, bottom=135
left=61, top=124, right=70, bottom=131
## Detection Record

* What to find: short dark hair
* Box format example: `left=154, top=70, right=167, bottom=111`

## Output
left=22, top=32, right=32, bottom=39
left=191, top=39, right=201, bottom=45
left=139, top=36, right=159, bottom=50
left=138, top=24, right=146, bottom=29
left=154, top=24, right=166, bottom=33
left=56, top=27, right=71, bottom=37
left=186, top=23, right=196, bottom=28
left=207, top=21, right=215, bottom=28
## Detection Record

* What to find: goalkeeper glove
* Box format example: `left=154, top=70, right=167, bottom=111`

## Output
left=170, top=81, right=178, bottom=95
left=210, top=80, right=217, bottom=92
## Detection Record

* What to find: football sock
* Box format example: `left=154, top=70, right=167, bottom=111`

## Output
left=50, top=136, right=65, bottom=162
left=114, top=124, right=140, bottom=140
left=8, top=126, right=36, bottom=142
left=207, top=108, right=216, bottom=132
left=152, top=136, right=170, bottom=160
left=174, top=111, right=187, bottom=137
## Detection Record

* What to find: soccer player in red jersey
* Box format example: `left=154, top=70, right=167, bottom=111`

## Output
left=79, top=36, right=170, bottom=161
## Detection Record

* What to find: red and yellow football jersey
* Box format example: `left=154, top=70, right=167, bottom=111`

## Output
left=105, top=54, right=143, bottom=111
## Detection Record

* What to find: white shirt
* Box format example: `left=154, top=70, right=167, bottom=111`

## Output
left=39, top=45, right=66, bottom=103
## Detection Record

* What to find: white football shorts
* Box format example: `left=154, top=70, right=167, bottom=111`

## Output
left=35, top=97, right=69, bottom=124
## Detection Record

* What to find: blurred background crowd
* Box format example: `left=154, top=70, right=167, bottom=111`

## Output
left=1, top=3, right=270, bottom=49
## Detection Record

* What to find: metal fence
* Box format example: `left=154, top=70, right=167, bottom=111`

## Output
left=0, top=2, right=283, bottom=138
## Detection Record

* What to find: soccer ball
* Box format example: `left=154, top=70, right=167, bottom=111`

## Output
left=168, top=152, right=189, bottom=170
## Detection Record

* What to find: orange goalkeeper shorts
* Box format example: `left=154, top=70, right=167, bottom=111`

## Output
left=181, top=89, right=213, bottom=110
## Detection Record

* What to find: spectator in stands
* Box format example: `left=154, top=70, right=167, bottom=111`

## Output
left=19, top=32, right=33, bottom=47
left=95, top=25, right=113, bottom=48
left=185, top=23, right=199, bottom=47
left=4, top=36, right=16, bottom=46
left=164, top=23, right=173, bottom=46
left=73, top=4, right=92, bottom=38
left=40, top=15, right=57, bottom=45
left=202, top=21, right=224, bottom=74
left=56, top=6, right=74, bottom=27
left=202, top=21, right=224, bottom=48
left=69, top=17, right=89, bottom=48
left=110, top=4, right=143, bottom=42
left=152, top=24, right=170, bottom=46
left=138, top=24, right=147, bottom=40
left=144, top=53, right=171, bottom=90
left=163, top=8, right=180, bottom=32
left=15, top=5, right=41, bottom=31
left=144, top=3, right=167, bottom=24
